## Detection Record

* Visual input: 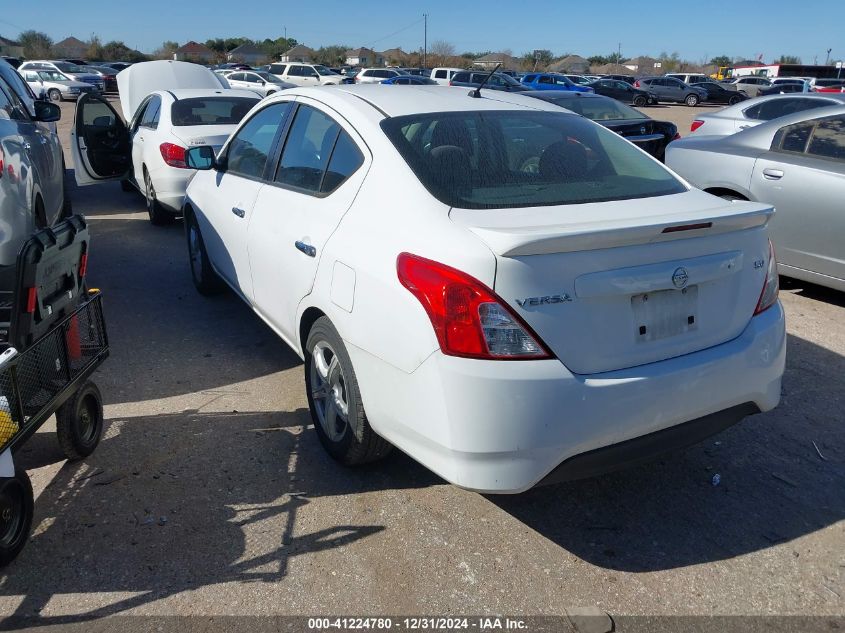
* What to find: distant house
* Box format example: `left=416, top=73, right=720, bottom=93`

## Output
left=379, top=48, right=408, bottom=66
left=227, top=43, right=266, bottom=65
left=174, top=41, right=216, bottom=64
left=0, top=36, right=23, bottom=59
left=591, top=62, right=634, bottom=75
left=472, top=52, right=516, bottom=70
left=280, top=45, right=314, bottom=63
left=547, top=54, right=589, bottom=74
left=623, top=56, right=658, bottom=73
left=345, top=47, right=382, bottom=67
left=53, top=36, right=87, bottom=59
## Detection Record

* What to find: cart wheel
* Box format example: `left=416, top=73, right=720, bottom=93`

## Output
left=0, top=469, right=34, bottom=567
left=56, top=381, right=104, bottom=461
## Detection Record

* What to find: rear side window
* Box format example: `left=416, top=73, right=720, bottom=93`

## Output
left=452, top=72, right=468, bottom=82
left=380, top=110, right=685, bottom=210
left=524, top=75, right=536, bottom=83
left=269, top=64, right=287, bottom=74
left=276, top=105, right=340, bottom=192
left=807, top=116, right=845, bottom=161
left=171, top=97, right=258, bottom=126
left=434, top=70, right=446, bottom=79
left=226, top=102, right=291, bottom=179
left=322, top=130, right=364, bottom=193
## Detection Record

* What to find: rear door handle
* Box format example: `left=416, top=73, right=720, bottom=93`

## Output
left=763, top=168, right=784, bottom=180
left=295, top=241, right=316, bottom=257
left=231, top=207, right=245, bottom=218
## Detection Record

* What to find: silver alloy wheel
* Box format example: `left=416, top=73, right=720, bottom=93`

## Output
left=144, top=171, right=155, bottom=214
left=310, top=340, right=350, bottom=442
left=188, top=223, right=203, bottom=281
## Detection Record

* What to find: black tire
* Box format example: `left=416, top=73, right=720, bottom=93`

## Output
left=685, top=94, right=700, bottom=107
left=728, top=95, right=743, bottom=105
left=143, top=168, right=173, bottom=226
left=56, top=381, right=104, bottom=460
left=0, top=469, right=34, bottom=567
left=120, top=179, right=135, bottom=192
left=47, top=88, right=61, bottom=102
left=305, top=317, right=391, bottom=465
left=632, top=95, right=647, bottom=107
left=34, top=196, right=47, bottom=229
left=185, top=209, right=224, bottom=295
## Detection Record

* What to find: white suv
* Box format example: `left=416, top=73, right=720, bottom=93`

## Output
left=266, top=63, right=343, bottom=86
left=430, top=67, right=464, bottom=85
left=354, top=68, right=406, bottom=84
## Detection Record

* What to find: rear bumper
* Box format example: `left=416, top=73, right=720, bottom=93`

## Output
left=349, top=302, right=785, bottom=494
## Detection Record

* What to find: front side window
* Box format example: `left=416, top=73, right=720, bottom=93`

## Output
left=275, top=105, right=340, bottom=192
left=434, top=70, right=446, bottom=79
left=228, top=73, right=245, bottom=82
left=381, top=110, right=685, bottom=210
left=226, top=102, right=291, bottom=179
left=0, top=80, right=16, bottom=120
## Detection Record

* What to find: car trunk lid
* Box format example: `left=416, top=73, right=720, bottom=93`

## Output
left=169, top=124, right=238, bottom=154
left=450, top=191, right=774, bottom=374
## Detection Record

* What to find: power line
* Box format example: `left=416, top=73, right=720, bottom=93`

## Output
left=369, top=17, right=425, bottom=49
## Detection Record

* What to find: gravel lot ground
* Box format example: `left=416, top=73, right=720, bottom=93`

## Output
left=0, top=98, right=842, bottom=627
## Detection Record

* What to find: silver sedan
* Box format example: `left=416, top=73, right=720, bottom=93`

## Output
left=690, top=93, right=845, bottom=136
left=666, top=105, right=845, bottom=292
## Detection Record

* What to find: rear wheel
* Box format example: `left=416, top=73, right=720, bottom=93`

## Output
left=0, top=469, right=33, bottom=567
left=728, top=94, right=743, bottom=105
left=144, top=168, right=172, bottom=226
left=632, top=95, right=647, bottom=107
left=685, top=94, right=700, bottom=107
left=186, top=210, right=224, bottom=295
left=47, top=88, right=61, bottom=102
left=305, top=317, right=391, bottom=465
left=56, top=381, right=104, bottom=460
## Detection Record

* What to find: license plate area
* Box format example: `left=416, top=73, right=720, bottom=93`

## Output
left=632, top=286, right=698, bottom=342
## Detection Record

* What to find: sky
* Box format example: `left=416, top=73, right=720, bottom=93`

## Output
left=4, top=0, right=844, bottom=64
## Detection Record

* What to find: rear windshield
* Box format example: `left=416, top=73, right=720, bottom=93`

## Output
left=380, top=111, right=685, bottom=209
left=171, top=97, right=259, bottom=126
left=540, top=96, right=646, bottom=121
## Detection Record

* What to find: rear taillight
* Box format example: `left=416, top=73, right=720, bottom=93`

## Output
left=396, top=253, right=551, bottom=360
left=690, top=120, right=705, bottom=133
left=160, top=142, right=187, bottom=168
left=754, top=240, right=779, bottom=315
left=634, top=80, right=640, bottom=87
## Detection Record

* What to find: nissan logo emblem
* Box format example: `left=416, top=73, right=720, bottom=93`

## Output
left=672, top=267, right=689, bottom=288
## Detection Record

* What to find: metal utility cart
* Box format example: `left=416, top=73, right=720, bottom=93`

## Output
left=0, top=215, right=108, bottom=566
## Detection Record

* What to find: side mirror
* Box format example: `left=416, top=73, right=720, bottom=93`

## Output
left=34, top=100, right=61, bottom=123
left=185, top=145, right=216, bottom=170
left=258, top=80, right=265, bottom=85
left=311, top=73, right=319, bottom=79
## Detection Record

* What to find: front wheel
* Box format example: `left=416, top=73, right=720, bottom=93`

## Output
left=56, top=381, right=104, bottom=460
left=305, top=317, right=391, bottom=465
left=185, top=210, right=224, bottom=295
left=633, top=95, right=647, bottom=107
left=0, top=469, right=34, bottom=567
left=685, top=94, right=700, bottom=107
left=47, top=88, right=61, bottom=102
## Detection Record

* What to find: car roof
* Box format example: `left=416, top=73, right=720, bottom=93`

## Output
left=721, top=104, right=845, bottom=148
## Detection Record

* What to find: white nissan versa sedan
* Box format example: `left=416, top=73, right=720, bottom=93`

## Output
left=82, top=84, right=786, bottom=492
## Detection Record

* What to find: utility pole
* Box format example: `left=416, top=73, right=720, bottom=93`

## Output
left=617, top=42, right=621, bottom=63
left=826, top=48, right=832, bottom=65
left=423, top=13, right=428, bottom=69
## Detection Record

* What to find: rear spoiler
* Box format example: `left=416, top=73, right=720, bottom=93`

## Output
left=460, top=202, right=774, bottom=257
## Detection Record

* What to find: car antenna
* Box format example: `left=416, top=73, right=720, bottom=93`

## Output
left=471, top=62, right=501, bottom=98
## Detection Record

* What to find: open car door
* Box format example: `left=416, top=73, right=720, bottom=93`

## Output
left=70, top=93, right=131, bottom=186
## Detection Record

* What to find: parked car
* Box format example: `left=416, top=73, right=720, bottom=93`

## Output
left=117, top=85, right=784, bottom=493
left=18, top=61, right=104, bottom=91
left=224, top=70, right=295, bottom=96
left=0, top=60, right=65, bottom=268
left=266, top=62, right=344, bottom=86
left=69, top=60, right=260, bottom=225
left=381, top=75, right=438, bottom=85
left=100, top=62, right=132, bottom=72
left=450, top=71, right=532, bottom=92
left=399, top=68, right=428, bottom=76
left=521, top=73, right=593, bottom=93
left=665, top=73, right=715, bottom=86
left=727, top=76, right=771, bottom=97
left=80, top=65, right=119, bottom=92
left=563, top=75, right=593, bottom=85
left=814, top=78, right=845, bottom=90
left=601, top=74, right=635, bottom=85
left=635, top=77, right=707, bottom=106
left=20, top=68, right=96, bottom=102
left=524, top=91, right=678, bottom=160
left=0, top=56, right=21, bottom=69
left=689, top=93, right=845, bottom=135
left=429, top=67, right=464, bottom=85
left=760, top=79, right=811, bottom=96
left=667, top=106, right=845, bottom=292
left=354, top=68, right=408, bottom=84
left=588, top=78, right=656, bottom=106
left=815, top=84, right=845, bottom=93
left=690, top=82, right=748, bottom=105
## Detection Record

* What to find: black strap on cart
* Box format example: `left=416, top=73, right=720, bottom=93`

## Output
left=9, top=215, right=89, bottom=352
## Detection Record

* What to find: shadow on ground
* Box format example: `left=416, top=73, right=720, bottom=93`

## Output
left=494, top=331, right=845, bottom=572
left=7, top=409, right=440, bottom=623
